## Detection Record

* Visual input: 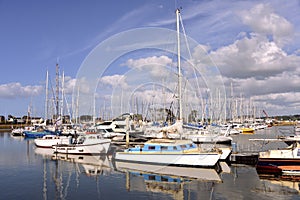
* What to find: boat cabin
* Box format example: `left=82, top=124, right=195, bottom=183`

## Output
left=125, top=139, right=197, bottom=152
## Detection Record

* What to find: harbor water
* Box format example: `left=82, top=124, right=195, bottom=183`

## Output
left=0, top=126, right=299, bottom=200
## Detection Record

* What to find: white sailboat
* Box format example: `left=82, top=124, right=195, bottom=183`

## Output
left=114, top=9, right=222, bottom=168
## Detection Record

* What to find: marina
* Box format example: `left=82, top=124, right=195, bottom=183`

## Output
left=1, top=125, right=300, bottom=199
left=1, top=1, right=300, bottom=200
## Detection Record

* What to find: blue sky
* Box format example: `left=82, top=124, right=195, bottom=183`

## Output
left=0, top=0, right=299, bottom=120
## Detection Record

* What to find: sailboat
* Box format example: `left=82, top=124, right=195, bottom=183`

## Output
left=114, top=9, right=223, bottom=169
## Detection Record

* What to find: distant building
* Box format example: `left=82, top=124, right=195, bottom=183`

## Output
left=7, top=117, right=25, bottom=124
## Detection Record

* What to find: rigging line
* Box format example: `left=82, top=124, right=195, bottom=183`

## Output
left=179, top=12, right=202, bottom=94
left=179, top=11, right=205, bottom=120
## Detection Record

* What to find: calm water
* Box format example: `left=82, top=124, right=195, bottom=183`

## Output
left=0, top=127, right=300, bottom=200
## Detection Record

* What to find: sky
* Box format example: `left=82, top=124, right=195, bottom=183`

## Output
left=0, top=0, right=299, bottom=120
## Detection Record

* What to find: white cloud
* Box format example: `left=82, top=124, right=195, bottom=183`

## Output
left=251, top=92, right=300, bottom=115
left=124, top=55, right=172, bottom=69
left=210, top=34, right=300, bottom=79
left=227, top=71, right=300, bottom=97
left=99, top=74, right=128, bottom=88
left=0, top=82, right=43, bottom=99
left=123, top=55, right=173, bottom=79
left=239, top=3, right=294, bottom=47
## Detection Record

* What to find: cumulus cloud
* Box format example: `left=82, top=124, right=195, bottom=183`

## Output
left=124, top=55, right=172, bottom=69
left=239, top=3, right=294, bottom=47
left=250, top=91, right=300, bottom=115
left=226, top=72, right=300, bottom=97
left=0, top=82, right=43, bottom=99
left=192, top=2, right=300, bottom=116
left=123, top=55, right=173, bottom=79
left=99, top=74, right=128, bottom=89
left=210, top=33, right=300, bottom=79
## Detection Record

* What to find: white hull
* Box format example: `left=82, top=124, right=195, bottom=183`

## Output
left=218, top=147, right=232, bottom=160
left=53, top=139, right=111, bottom=155
left=115, top=151, right=220, bottom=167
left=189, top=135, right=232, bottom=144
left=34, top=135, right=71, bottom=148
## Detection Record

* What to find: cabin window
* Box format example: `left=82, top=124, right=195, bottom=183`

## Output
left=148, top=175, right=156, bottom=180
left=148, top=146, right=156, bottom=150
left=161, top=176, right=168, bottom=182
left=180, top=145, right=186, bottom=150
left=78, top=137, right=85, bottom=144
left=161, top=146, right=168, bottom=151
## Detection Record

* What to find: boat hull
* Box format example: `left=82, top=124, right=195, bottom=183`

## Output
left=218, top=147, right=232, bottom=161
left=34, top=136, right=72, bottom=148
left=53, top=139, right=111, bottom=155
left=114, top=151, right=220, bottom=168
left=257, top=158, right=300, bottom=167
left=192, top=137, right=232, bottom=145
left=240, top=128, right=254, bottom=134
left=23, top=130, right=60, bottom=138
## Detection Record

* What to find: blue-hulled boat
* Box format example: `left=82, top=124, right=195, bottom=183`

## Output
left=23, top=129, right=61, bottom=138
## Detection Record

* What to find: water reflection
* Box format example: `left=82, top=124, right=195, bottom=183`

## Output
left=112, top=158, right=235, bottom=199
left=116, top=164, right=221, bottom=200
left=34, top=147, right=113, bottom=200
left=1, top=132, right=300, bottom=200
left=255, top=177, right=300, bottom=200
left=35, top=147, right=112, bottom=176
left=113, top=161, right=223, bottom=182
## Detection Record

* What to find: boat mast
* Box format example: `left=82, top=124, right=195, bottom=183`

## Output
left=55, top=63, right=60, bottom=119
left=93, top=93, right=96, bottom=125
left=45, top=70, right=49, bottom=123
left=176, top=8, right=183, bottom=121
left=61, top=71, right=65, bottom=118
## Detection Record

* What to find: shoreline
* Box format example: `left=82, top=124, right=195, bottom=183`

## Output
left=0, top=124, right=31, bottom=132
